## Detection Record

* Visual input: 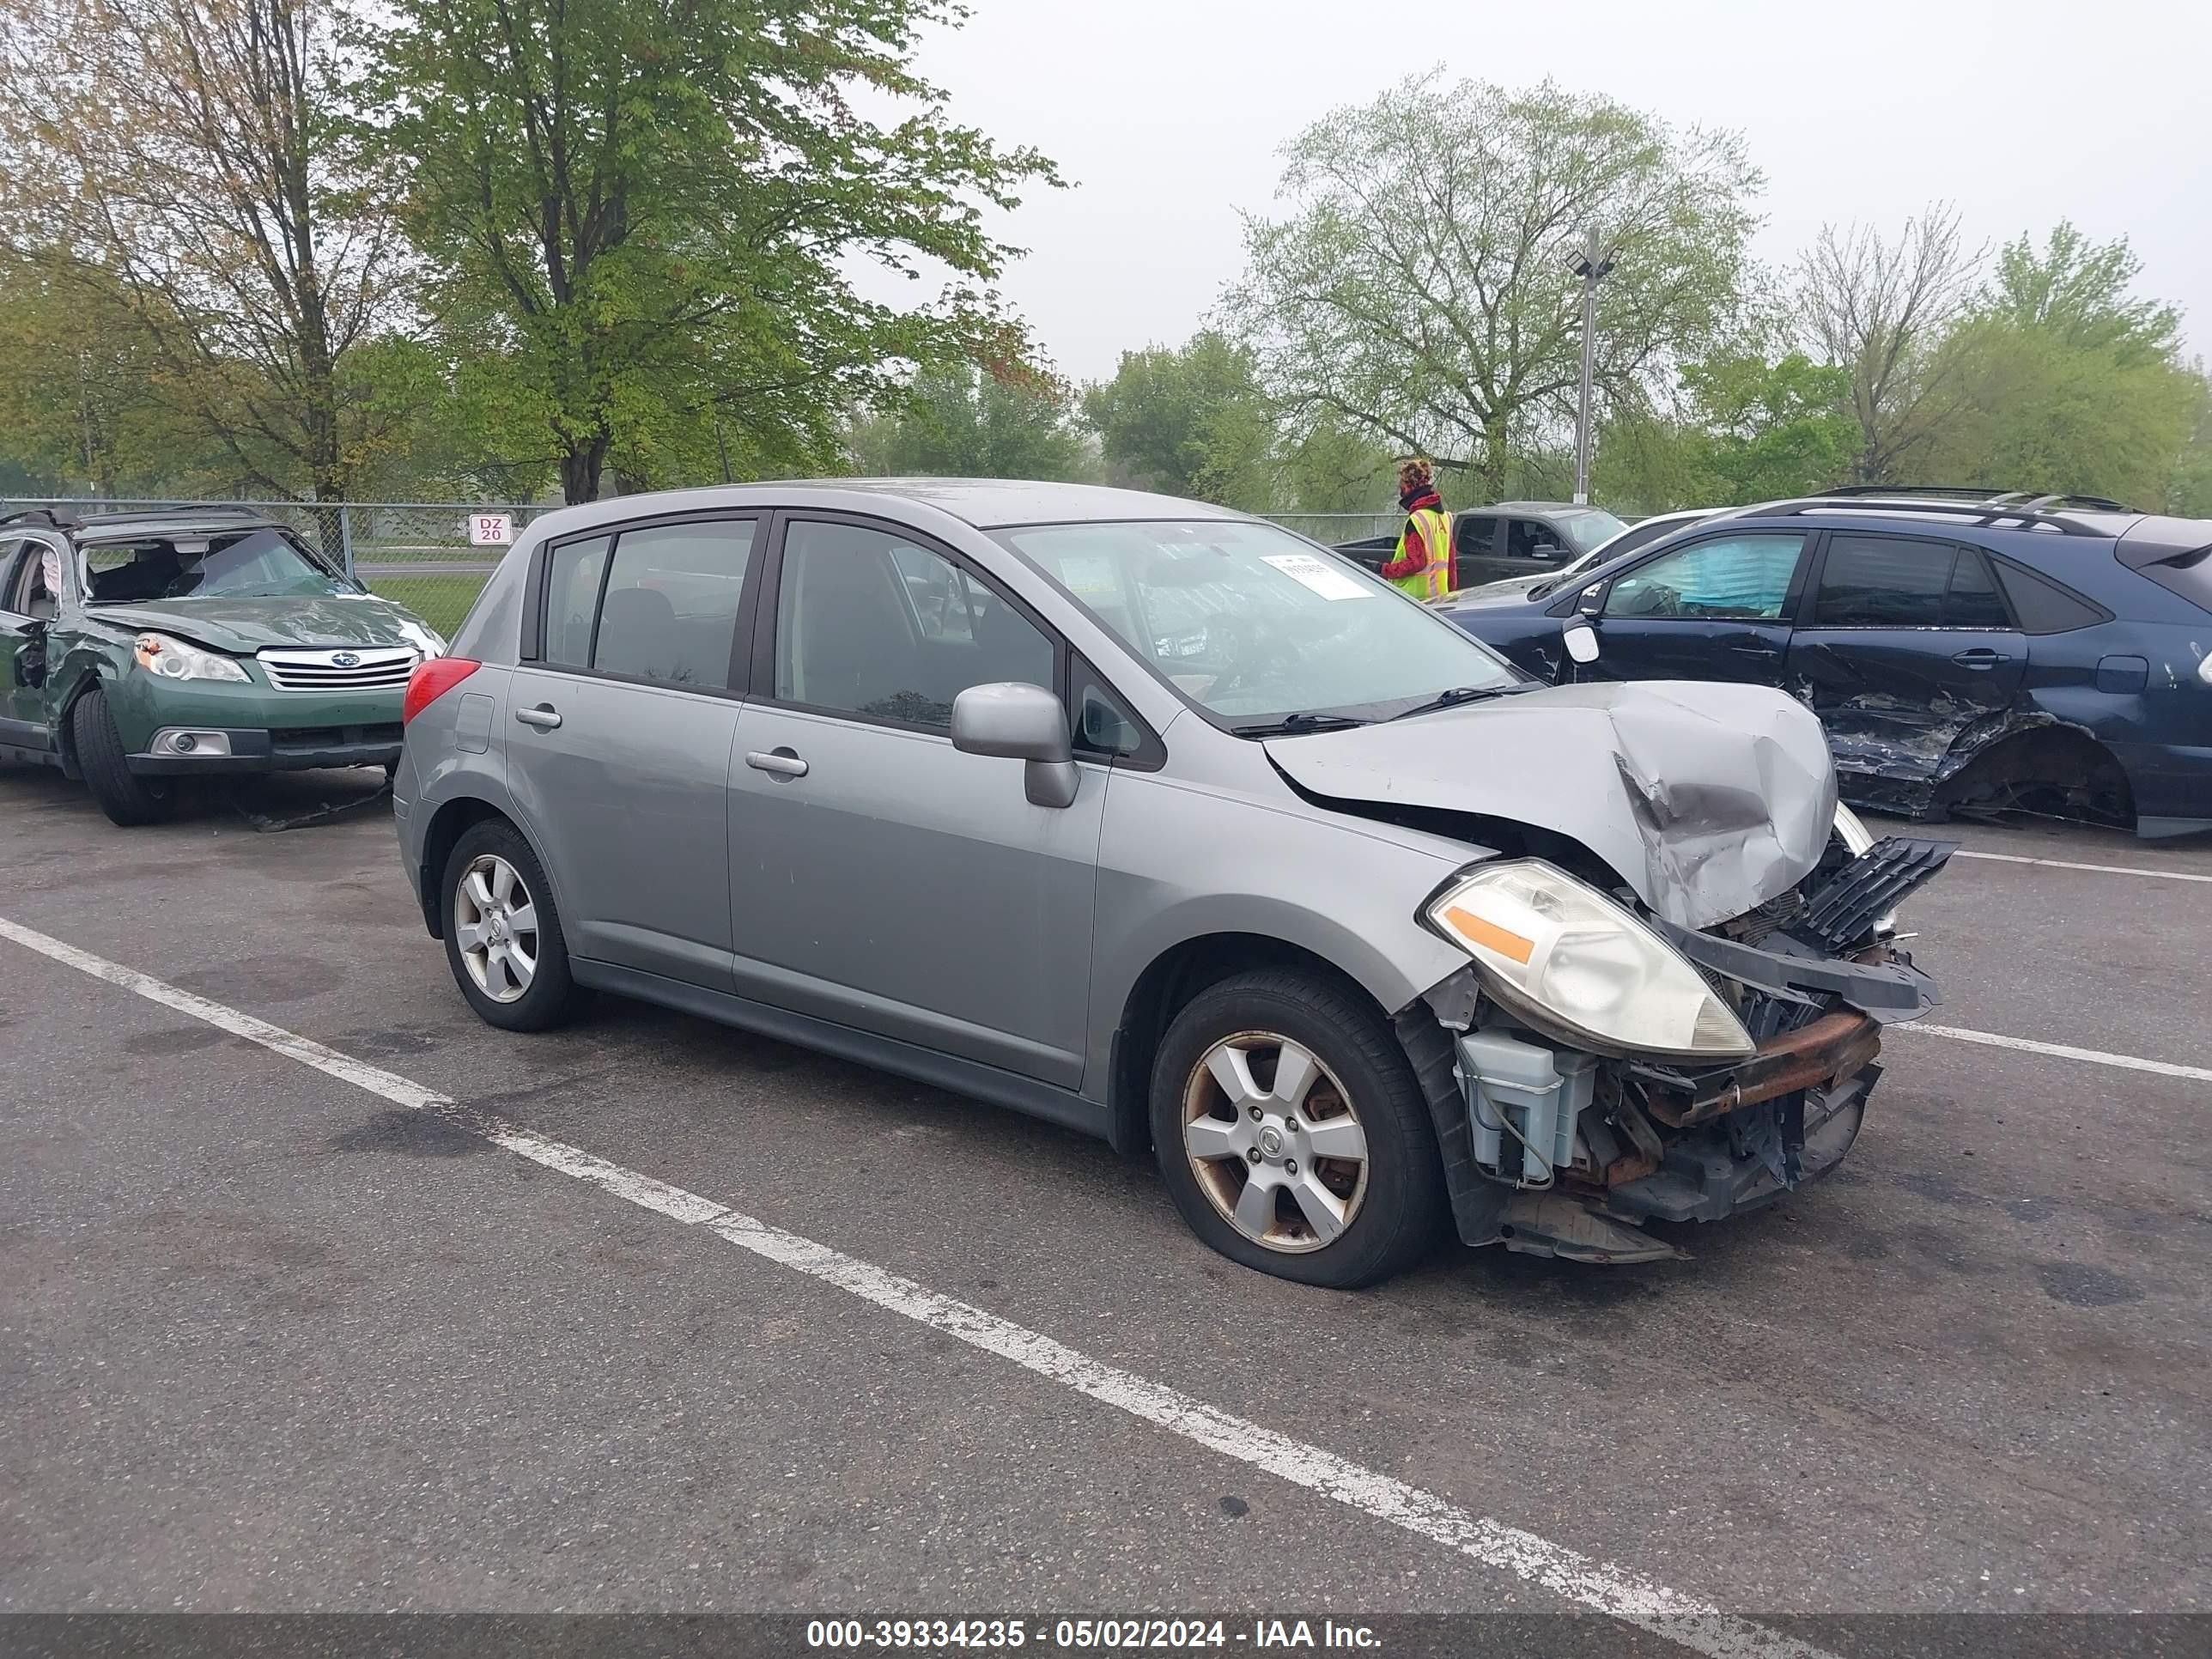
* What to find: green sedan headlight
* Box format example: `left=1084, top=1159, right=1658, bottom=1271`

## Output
left=133, top=632, right=249, bottom=684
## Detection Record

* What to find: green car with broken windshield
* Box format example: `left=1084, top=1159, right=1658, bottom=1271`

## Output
left=0, top=507, right=447, bottom=825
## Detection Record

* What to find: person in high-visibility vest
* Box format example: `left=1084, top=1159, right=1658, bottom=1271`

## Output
left=1380, top=458, right=1456, bottom=603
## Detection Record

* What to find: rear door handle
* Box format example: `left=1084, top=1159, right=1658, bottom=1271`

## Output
left=1952, top=648, right=2012, bottom=669
left=745, top=749, right=809, bottom=779
left=1729, top=644, right=1779, bottom=658
left=514, top=704, right=562, bottom=729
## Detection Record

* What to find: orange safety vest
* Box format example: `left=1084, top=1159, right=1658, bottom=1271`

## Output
left=1391, top=507, right=1455, bottom=602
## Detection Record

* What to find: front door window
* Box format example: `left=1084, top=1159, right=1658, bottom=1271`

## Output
left=1605, top=534, right=1806, bottom=621
left=774, top=520, right=1054, bottom=728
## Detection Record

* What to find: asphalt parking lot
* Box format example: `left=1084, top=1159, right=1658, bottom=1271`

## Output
left=3, top=763, right=2208, bottom=1642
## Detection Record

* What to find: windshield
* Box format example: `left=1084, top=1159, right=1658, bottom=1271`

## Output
left=1554, top=507, right=1629, bottom=555
left=992, top=519, right=1521, bottom=726
left=80, top=527, right=349, bottom=605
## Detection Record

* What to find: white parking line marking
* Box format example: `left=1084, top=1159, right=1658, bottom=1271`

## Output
left=1906, top=1022, right=2212, bottom=1084
left=1954, top=848, right=2212, bottom=884
left=0, top=913, right=1832, bottom=1659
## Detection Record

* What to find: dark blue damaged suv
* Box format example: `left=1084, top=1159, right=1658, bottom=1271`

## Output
left=1437, top=489, right=2212, bottom=838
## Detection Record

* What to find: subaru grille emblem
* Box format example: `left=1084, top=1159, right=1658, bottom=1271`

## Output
left=331, top=652, right=361, bottom=667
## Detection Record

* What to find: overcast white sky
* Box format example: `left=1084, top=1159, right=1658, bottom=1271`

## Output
left=890, top=0, right=2211, bottom=384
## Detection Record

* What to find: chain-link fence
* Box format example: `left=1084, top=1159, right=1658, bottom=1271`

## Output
left=5, top=497, right=1402, bottom=637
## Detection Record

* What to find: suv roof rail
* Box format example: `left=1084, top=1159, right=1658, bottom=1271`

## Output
left=1816, top=483, right=2137, bottom=514
left=1729, top=495, right=2109, bottom=538
left=0, top=505, right=82, bottom=532
left=75, top=501, right=270, bottom=520
left=1820, top=483, right=2007, bottom=501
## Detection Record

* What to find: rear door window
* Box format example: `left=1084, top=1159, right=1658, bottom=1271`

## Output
left=1814, top=534, right=1951, bottom=626
left=591, top=520, right=755, bottom=690
left=1944, top=549, right=2014, bottom=628
left=1815, top=534, right=2019, bottom=629
left=543, top=537, right=611, bottom=669
left=1605, top=533, right=1806, bottom=620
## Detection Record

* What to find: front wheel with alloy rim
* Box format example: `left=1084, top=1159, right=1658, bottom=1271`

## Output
left=1150, top=969, right=1449, bottom=1288
left=441, top=819, right=579, bottom=1031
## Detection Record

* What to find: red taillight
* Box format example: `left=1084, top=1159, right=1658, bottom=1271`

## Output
left=403, top=657, right=480, bottom=725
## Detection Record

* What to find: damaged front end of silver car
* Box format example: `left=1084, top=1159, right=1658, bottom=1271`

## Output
left=1396, top=806, right=1954, bottom=1265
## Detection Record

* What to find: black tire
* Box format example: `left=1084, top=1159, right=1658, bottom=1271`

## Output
left=71, top=687, right=175, bottom=826
left=440, top=817, right=580, bottom=1031
left=1150, top=969, right=1449, bottom=1289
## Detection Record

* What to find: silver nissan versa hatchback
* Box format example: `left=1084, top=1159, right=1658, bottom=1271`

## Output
left=395, top=481, right=1953, bottom=1286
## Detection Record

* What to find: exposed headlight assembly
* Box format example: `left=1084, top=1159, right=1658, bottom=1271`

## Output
left=1424, top=860, right=1755, bottom=1060
left=133, top=632, right=250, bottom=683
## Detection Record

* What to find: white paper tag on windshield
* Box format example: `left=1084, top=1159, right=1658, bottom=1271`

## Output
left=1054, top=555, right=1121, bottom=599
left=1261, top=553, right=1372, bottom=601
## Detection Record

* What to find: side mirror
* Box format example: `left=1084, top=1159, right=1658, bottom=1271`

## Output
left=951, top=682, right=1079, bottom=809
left=1562, top=622, right=1601, bottom=665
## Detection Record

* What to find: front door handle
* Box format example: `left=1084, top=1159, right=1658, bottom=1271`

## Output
left=745, top=748, right=809, bottom=779
left=514, top=704, right=562, bottom=729
left=1952, top=648, right=2012, bottom=670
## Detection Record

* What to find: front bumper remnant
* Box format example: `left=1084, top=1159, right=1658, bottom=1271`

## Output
left=1411, top=836, right=1955, bottom=1262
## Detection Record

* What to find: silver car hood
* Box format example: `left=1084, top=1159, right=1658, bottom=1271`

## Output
left=1266, top=680, right=1838, bottom=931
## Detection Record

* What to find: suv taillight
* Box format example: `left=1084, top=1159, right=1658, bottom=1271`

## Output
left=403, top=657, right=480, bottom=724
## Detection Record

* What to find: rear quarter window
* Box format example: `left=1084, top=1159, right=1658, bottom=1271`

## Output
left=1987, top=556, right=2113, bottom=635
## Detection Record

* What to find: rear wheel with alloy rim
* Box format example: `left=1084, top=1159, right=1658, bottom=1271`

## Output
left=1150, top=969, right=1447, bottom=1288
left=441, top=818, right=578, bottom=1030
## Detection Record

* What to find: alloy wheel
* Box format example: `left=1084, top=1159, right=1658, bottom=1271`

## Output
left=1182, top=1031, right=1370, bottom=1254
left=454, top=854, right=538, bottom=1003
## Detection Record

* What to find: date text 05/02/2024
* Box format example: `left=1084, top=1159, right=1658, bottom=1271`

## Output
left=805, top=1618, right=1383, bottom=1650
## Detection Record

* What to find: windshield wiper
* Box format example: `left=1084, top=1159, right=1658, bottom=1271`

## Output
left=1229, top=712, right=1366, bottom=738
left=1388, top=684, right=1535, bottom=721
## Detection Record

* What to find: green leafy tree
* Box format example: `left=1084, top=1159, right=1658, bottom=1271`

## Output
left=356, top=0, right=1059, bottom=503
left=0, top=254, right=221, bottom=495
left=1082, top=331, right=1276, bottom=507
left=1596, top=351, right=1855, bottom=512
left=1919, top=324, right=2203, bottom=508
left=0, top=0, right=419, bottom=501
left=1227, top=72, right=1761, bottom=501
left=848, top=368, right=1093, bottom=481
left=1981, top=222, right=2181, bottom=367
left=2168, top=386, right=2212, bottom=519
left=1275, top=420, right=1396, bottom=514
left=1911, top=222, right=2202, bottom=508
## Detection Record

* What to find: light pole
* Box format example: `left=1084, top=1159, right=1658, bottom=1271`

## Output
left=1570, top=226, right=1615, bottom=507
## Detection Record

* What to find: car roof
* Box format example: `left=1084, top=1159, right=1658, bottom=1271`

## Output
left=515, top=478, right=1250, bottom=541
left=815, top=477, right=1245, bottom=527
left=63, top=508, right=288, bottom=544
left=1474, top=501, right=1595, bottom=515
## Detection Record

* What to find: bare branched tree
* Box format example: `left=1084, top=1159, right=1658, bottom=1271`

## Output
left=1796, top=204, right=1983, bottom=483
left=0, top=0, right=413, bottom=501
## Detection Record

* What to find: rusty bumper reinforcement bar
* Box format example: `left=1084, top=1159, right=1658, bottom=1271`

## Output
left=1649, top=1010, right=1883, bottom=1128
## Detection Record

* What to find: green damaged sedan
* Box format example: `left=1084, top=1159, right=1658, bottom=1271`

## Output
left=0, top=506, right=447, bottom=825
